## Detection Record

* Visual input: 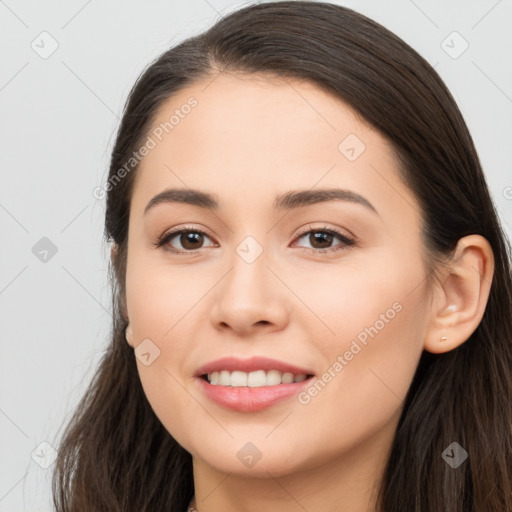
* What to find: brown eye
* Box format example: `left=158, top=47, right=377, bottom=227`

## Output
left=307, top=231, right=334, bottom=249
left=157, top=228, right=215, bottom=254
left=178, top=231, right=204, bottom=250
left=293, top=227, right=355, bottom=254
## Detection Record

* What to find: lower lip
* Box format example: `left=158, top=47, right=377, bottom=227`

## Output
left=196, top=376, right=314, bottom=412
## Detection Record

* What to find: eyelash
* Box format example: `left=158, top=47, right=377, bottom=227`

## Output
left=154, top=224, right=356, bottom=256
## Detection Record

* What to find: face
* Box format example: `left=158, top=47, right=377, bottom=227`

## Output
left=123, top=72, right=432, bottom=477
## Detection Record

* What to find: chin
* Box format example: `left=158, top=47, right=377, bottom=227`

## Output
left=188, top=436, right=318, bottom=478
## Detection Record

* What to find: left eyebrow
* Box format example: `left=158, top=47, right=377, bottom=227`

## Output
left=143, top=187, right=380, bottom=217
left=273, top=188, right=379, bottom=216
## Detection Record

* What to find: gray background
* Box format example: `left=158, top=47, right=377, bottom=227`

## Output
left=1, top=0, right=511, bottom=510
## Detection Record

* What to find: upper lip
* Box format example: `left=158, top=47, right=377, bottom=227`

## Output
left=195, top=356, right=315, bottom=377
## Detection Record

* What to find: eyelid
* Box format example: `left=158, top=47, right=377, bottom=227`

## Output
left=293, top=223, right=355, bottom=243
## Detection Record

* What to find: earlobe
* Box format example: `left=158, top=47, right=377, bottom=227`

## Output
left=424, top=235, right=494, bottom=354
left=125, top=323, right=134, bottom=348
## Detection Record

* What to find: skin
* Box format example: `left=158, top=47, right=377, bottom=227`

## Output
left=120, top=71, right=494, bottom=512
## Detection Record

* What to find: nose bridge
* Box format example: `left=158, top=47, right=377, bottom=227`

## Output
left=210, top=231, right=288, bottom=332
left=223, top=233, right=272, bottom=304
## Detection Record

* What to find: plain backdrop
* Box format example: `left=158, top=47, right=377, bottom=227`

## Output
left=0, top=0, right=511, bottom=510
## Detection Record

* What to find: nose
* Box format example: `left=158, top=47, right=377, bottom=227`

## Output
left=209, top=246, right=290, bottom=337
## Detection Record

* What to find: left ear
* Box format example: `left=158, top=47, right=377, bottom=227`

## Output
left=110, top=242, right=129, bottom=321
left=423, top=235, right=495, bottom=354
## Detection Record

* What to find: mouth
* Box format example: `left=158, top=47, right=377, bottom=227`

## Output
left=194, top=356, right=316, bottom=412
left=200, top=370, right=313, bottom=387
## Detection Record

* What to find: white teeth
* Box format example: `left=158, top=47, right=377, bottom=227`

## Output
left=206, top=370, right=309, bottom=387
left=219, top=370, right=230, bottom=386
left=266, top=370, right=282, bottom=386
left=247, top=370, right=267, bottom=387
left=281, top=372, right=294, bottom=384
left=230, top=371, right=247, bottom=387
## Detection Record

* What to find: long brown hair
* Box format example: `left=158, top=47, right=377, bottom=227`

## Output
left=52, top=2, right=512, bottom=510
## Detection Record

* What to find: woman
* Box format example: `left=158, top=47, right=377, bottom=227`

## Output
left=52, top=2, right=512, bottom=511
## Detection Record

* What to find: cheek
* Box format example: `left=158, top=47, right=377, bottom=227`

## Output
left=286, top=248, right=424, bottom=349
left=297, top=255, right=428, bottom=431
left=124, top=253, right=211, bottom=445
left=125, top=249, right=201, bottom=339
left=306, top=301, right=423, bottom=457
left=295, top=246, right=426, bottom=384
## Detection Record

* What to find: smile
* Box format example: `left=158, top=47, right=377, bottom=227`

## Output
left=204, top=370, right=309, bottom=387
left=194, top=356, right=316, bottom=412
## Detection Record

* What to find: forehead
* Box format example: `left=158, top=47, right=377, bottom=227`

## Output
left=143, top=71, right=370, bottom=162
left=130, top=72, right=420, bottom=225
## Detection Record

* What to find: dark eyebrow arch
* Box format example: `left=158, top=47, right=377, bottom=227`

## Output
left=144, top=187, right=379, bottom=216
